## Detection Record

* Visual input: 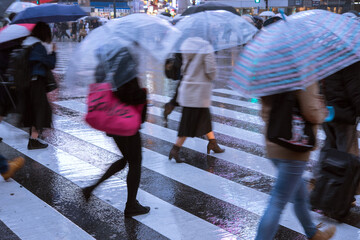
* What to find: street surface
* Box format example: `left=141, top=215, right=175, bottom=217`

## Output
left=1, top=41, right=360, bottom=240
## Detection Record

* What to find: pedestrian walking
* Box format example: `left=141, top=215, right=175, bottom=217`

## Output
left=316, top=61, right=360, bottom=205
left=0, top=154, right=25, bottom=181
left=256, top=83, right=335, bottom=240
left=70, top=21, right=77, bottom=41
left=18, top=22, right=56, bottom=150
left=168, top=37, right=224, bottom=163
left=78, top=20, right=87, bottom=42
left=58, top=22, right=70, bottom=41
left=82, top=47, right=150, bottom=218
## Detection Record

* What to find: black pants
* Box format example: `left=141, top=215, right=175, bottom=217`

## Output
left=112, top=132, right=142, bottom=205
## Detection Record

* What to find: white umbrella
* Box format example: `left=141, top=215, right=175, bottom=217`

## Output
left=5, top=2, right=37, bottom=14
left=165, top=10, right=258, bottom=53
left=259, top=11, right=275, bottom=17
left=0, top=23, right=35, bottom=44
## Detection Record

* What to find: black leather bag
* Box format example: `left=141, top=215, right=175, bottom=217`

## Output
left=310, top=148, right=360, bottom=220
left=267, top=91, right=316, bottom=152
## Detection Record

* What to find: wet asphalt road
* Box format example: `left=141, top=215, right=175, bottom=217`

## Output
left=1, top=41, right=360, bottom=240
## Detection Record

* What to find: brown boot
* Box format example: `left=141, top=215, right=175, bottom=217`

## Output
left=207, top=139, right=225, bottom=154
left=168, top=145, right=185, bottom=163
left=164, top=102, right=175, bottom=122
left=1, top=157, right=25, bottom=181
left=309, top=226, right=336, bottom=240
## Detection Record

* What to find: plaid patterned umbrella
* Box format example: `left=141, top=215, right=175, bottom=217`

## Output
left=230, top=10, right=360, bottom=97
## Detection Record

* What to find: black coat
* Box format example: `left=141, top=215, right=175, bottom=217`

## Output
left=322, top=61, right=360, bottom=124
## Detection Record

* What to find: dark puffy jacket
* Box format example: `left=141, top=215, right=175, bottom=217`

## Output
left=29, top=42, right=56, bottom=77
left=322, top=62, right=360, bottom=124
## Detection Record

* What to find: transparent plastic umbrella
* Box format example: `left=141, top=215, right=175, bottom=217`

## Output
left=65, top=14, right=181, bottom=93
left=165, top=10, right=258, bottom=54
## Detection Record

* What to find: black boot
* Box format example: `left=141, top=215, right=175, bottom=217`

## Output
left=0, top=137, right=2, bottom=142
left=163, top=102, right=175, bottom=122
left=207, top=139, right=225, bottom=154
left=124, top=200, right=150, bottom=218
left=168, top=145, right=185, bottom=163
left=27, top=139, right=48, bottom=150
left=82, top=186, right=96, bottom=202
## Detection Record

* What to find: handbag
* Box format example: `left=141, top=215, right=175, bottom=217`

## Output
left=85, top=82, right=143, bottom=136
left=267, top=91, right=316, bottom=152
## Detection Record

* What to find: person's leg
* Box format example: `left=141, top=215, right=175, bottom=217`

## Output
left=292, top=179, right=318, bottom=238
left=82, top=157, right=127, bottom=201
left=206, top=131, right=225, bottom=154
left=113, top=132, right=150, bottom=217
left=255, top=159, right=307, bottom=240
left=169, top=137, right=186, bottom=163
left=164, top=80, right=180, bottom=122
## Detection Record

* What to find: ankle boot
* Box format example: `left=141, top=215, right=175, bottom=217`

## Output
left=207, top=139, right=225, bottom=154
left=82, top=185, right=95, bottom=202
left=28, top=138, right=48, bottom=150
left=309, top=226, right=336, bottom=240
left=168, top=145, right=185, bottom=163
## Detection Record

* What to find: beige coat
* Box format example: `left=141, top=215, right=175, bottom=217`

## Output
left=177, top=37, right=216, bottom=108
left=261, top=83, right=327, bottom=161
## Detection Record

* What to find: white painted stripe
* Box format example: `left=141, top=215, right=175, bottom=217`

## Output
left=0, top=123, right=236, bottom=240
left=49, top=109, right=357, bottom=240
left=0, top=179, right=94, bottom=240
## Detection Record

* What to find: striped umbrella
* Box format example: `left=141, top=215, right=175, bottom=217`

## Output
left=230, top=10, right=360, bottom=97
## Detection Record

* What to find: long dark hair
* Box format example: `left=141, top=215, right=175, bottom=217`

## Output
left=31, top=22, right=52, bottom=43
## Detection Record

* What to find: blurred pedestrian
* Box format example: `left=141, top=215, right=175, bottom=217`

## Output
left=19, top=22, right=56, bottom=150
left=58, top=22, right=70, bottom=41
left=82, top=47, right=150, bottom=218
left=78, top=20, right=87, bottom=42
left=70, top=21, right=77, bottom=41
left=256, top=83, right=335, bottom=240
left=168, top=37, right=224, bottom=163
left=0, top=154, right=25, bottom=181
left=319, top=61, right=360, bottom=204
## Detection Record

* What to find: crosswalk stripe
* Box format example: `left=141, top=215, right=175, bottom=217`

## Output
left=0, top=179, right=95, bottom=240
left=0, top=122, right=237, bottom=240
left=50, top=101, right=359, bottom=239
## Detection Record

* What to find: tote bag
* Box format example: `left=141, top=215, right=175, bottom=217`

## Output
left=85, top=83, right=143, bottom=136
left=267, top=91, right=316, bottom=152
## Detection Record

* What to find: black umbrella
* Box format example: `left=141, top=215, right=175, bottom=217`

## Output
left=161, top=12, right=172, bottom=17
left=181, top=2, right=239, bottom=16
left=263, top=16, right=282, bottom=27
left=0, top=0, right=15, bottom=17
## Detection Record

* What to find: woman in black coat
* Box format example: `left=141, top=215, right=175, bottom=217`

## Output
left=82, top=76, right=150, bottom=218
left=20, top=22, right=56, bottom=150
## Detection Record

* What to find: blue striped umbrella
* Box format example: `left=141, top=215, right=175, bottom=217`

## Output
left=230, top=10, right=360, bottom=97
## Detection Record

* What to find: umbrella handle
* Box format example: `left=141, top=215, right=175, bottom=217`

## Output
left=280, top=9, right=286, bottom=21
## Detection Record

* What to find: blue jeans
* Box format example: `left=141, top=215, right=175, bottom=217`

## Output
left=255, top=158, right=317, bottom=240
left=0, top=154, right=8, bottom=173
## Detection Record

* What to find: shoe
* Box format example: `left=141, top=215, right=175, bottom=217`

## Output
left=168, top=145, right=185, bottom=163
left=1, top=157, right=25, bottom=180
left=163, top=102, right=175, bottom=122
left=27, top=139, right=48, bottom=150
left=207, top=139, right=225, bottom=154
left=124, top=200, right=150, bottom=218
left=0, top=137, right=2, bottom=142
left=351, top=197, right=356, bottom=207
left=82, top=186, right=95, bottom=202
left=309, top=226, right=336, bottom=240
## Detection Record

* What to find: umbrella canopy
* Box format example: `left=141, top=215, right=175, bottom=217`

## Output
left=0, top=23, right=35, bottom=44
left=165, top=10, right=258, bottom=53
left=5, top=2, right=37, bottom=14
left=342, top=10, right=360, bottom=19
left=11, top=4, right=87, bottom=24
left=263, top=16, right=283, bottom=27
left=65, top=14, right=181, bottom=91
left=181, top=2, right=239, bottom=16
left=230, top=10, right=360, bottom=97
left=259, top=11, right=275, bottom=17
left=0, top=0, right=15, bottom=16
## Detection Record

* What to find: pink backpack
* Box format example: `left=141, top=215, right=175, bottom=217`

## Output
left=85, top=83, right=143, bottom=136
